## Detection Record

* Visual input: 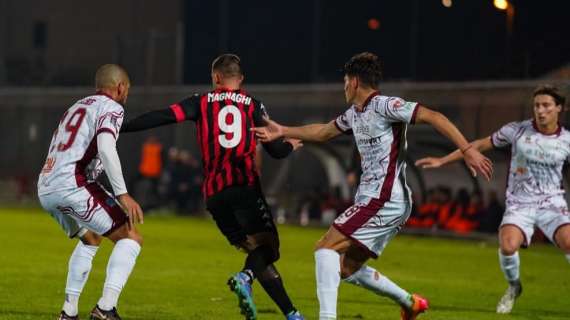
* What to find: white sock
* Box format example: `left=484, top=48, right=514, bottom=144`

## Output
left=344, top=265, right=412, bottom=308
left=315, top=249, right=340, bottom=320
left=63, top=242, right=98, bottom=316
left=498, top=249, right=520, bottom=285
left=98, top=239, right=141, bottom=310
left=566, top=254, right=570, bottom=264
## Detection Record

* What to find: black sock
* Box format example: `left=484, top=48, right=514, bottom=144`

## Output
left=243, top=246, right=295, bottom=315
left=243, top=245, right=274, bottom=281
left=258, top=264, right=295, bottom=315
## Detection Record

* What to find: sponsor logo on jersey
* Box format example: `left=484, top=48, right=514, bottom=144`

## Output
left=357, top=136, right=382, bottom=145
left=355, top=125, right=370, bottom=135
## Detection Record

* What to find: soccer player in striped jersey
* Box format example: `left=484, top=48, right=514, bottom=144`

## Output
left=121, top=54, right=304, bottom=320
left=416, top=85, right=570, bottom=314
left=37, top=64, right=144, bottom=320
left=253, top=52, right=493, bottom=320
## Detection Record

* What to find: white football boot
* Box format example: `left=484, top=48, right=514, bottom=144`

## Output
left=496, top=281, right=522, bottom=314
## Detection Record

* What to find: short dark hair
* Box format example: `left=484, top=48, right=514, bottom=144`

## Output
left=343, top=52, right=382, bottom=88
left=533, top=84, right=566, bottom=106
left=212, top=53, right=242, bottom=77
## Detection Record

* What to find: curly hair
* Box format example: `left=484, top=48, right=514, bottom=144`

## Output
left=343, top=52, right=382, bottom=88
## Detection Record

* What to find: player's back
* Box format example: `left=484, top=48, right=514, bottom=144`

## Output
left=192, top=88, right=262, bottom=197
left=38, top=94, right=124, bottom=195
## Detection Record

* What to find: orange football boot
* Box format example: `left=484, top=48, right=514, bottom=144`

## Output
left=401, top=294, right=429, bottom=320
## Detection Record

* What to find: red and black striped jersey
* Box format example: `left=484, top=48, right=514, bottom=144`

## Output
left=121, top=88, right=293, bottom=198
left=171, top=88, right=266, bottom=197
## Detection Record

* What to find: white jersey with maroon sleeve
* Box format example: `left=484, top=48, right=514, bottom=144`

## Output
left=335, top=93, right=419, bottom=205
left=38, top=94, right=124, bottom=196
left=332, top=92, right=419, bottom=258
left=491, top=120, right=570, bottom=204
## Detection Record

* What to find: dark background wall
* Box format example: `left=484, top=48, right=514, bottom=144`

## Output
left=0, top=0, right=568, bottom=86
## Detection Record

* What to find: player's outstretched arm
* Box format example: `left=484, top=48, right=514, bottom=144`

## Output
left=122, top=96, right=199, bottom=133
left=416, top=136, right=494, bottom=169
left=414, top=106, right=493, bottom=180
left=253, top=118, right=341, bottom=143
left=120, top=108, right=178, bottom=133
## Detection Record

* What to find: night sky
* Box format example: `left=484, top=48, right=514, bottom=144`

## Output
left=184, top=0, right=569, bottom=83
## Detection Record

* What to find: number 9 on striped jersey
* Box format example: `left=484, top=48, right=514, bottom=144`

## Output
left=218, top=105, right=242, bottom=148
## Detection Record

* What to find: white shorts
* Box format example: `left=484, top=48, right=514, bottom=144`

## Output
left=38, top=183, right=127, bottom=238
left=500, top=196, right=570, bottom=246
left=333, top=197, right=411, bottom=258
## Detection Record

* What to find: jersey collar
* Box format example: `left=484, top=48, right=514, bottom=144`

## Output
left=95, top=91, right=114, bottom=100
left=532, top=119, right=561, bottom=137
left=215, top=87, right=241, bottom=93
left=357, top=91, right=380, bottom=112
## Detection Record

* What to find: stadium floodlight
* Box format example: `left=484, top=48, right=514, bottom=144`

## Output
left=494, top=0, right=509, bottom=10
left=442, top=0, right=452, bottom=8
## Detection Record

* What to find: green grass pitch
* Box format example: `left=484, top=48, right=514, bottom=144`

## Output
left=0, top=208, right=568, bottom=320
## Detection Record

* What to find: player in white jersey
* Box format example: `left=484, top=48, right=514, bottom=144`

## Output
left=37, top=64, right=144, bottom=320
left=252, top=52, right=493, bottom=320
left=416, top=85, right=570, bottom=314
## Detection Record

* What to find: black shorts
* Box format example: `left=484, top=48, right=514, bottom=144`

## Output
left=206, top=185, right=278, bottom=245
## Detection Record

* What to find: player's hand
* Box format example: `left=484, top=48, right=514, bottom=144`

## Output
left=463, top=147, right=493, bottom=181
left=251, top=116, right=284, bottom=142
left=117, top=193, right=144, bottom=229
left=284, top=138, right=303, bottom=151
left=415, top=157, right=445, bottom=169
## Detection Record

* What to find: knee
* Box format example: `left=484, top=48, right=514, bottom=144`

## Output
left=340, top=264, right=357, bottom=279
left=130, top=233, right=143, bottom=247
left=244, top=243, right=279, bottom=263
left=557, top=236, right=570, bottom=253
left=500, top=238, right=520, bottom=255
left=80, top=232, right=103, bottom=246
left=340, top=257, right=365, bottom=279
left=314, top=238, right=333, bottom=251
left=127, top=231, right=143, bottom=246
left=261, top=245, right=280, bottom=263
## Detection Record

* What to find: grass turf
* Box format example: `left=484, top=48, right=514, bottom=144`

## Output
left=0, top=208, right=568, bottom=320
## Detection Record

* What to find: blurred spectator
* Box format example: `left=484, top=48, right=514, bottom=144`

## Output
left=406, top=186, right=515, bottom=236
left=444, top=188, right=481, bottom=234
left=160, top=147, right=179, bottom=203
left=139, top=136, right=163, bottom=180
left=435, top=186, right=454, bottom=229
left=185, top=151, right=202, bottom=213
left=169, top=150, right=202, bottom=214
left=407, top=188, right=439, bottom=228
left=133, top=136, right=163, bottom=209
left=407, top=185, right=488, bottom=233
